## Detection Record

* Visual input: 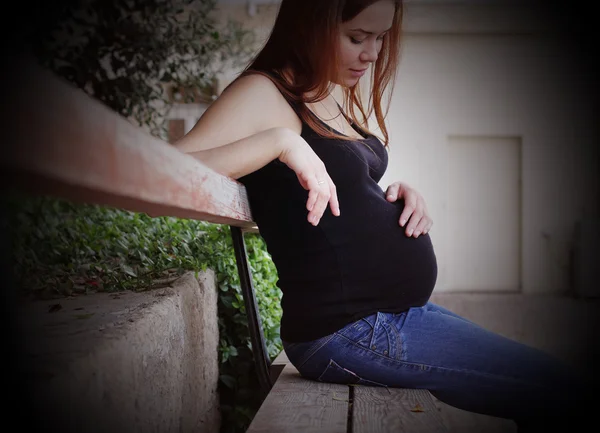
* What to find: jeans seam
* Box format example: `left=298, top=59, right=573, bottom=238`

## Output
left=337, top=331, right=395, bottom=360
left=369, top=313, right=381, bottom=349
left=355, top=318, right=372, bottom=331
left=337, top=333, right=554, bottom=390
left=341, top=318, right=372, bottom=343
left=295, top=333, right=336, bottom=368
left=377, top=314, right=394, bottom=357
left=415, top=364, right=557, bottom=391
left=388, top=319, right=403, bottom=360
left=317, top=358, right=389, bottom=388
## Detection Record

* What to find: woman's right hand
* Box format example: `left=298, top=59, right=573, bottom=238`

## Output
left=278, top=131, right=340, bottom=226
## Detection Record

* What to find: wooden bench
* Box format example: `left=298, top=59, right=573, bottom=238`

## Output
left=252, top=352, right=516, bottom=432
left=4, top=57, right=515, bottom=433
left=248, top=350, right=454, bottom=433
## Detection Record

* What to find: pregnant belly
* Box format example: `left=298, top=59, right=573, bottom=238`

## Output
left=341, top=227, right=437, bottom=286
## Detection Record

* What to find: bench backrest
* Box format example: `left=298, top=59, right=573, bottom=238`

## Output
left=2, top=55, right=255, bottom=229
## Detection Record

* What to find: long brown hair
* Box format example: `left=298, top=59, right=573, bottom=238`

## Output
left=237, top=0, right=403, bottom=148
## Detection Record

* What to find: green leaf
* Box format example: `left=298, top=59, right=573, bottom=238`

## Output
left=120, top=264, right=137, bottom=277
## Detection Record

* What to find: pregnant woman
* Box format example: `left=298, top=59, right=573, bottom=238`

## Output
left=174, top=1, right=595, bottom=431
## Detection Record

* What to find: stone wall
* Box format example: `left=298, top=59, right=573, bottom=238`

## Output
left=16, top=271, right=220, bottom=433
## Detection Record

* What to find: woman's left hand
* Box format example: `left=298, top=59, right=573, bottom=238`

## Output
left=385, top=182, right=433, bottom=238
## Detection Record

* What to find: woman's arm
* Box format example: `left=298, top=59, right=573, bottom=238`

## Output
left=179, top=126, right=289, bottom=180
left=172, top=73, right=339, bottom=225
left=172, top=73, right=294, bottom=176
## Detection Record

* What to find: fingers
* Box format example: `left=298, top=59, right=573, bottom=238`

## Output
left=419, top=218, right=433, bottom=236
left=329, top=183, right=340, bottom=217
left=406, top=216, right=433, bottom=237
left=385, top=183, right=400, bottom=202
left=390, top=184, right=433, bottom=237
left=306, top=174, right=339, bottom=226
left=306, top=186, right=327, bottom=226
left=401, top=197, right=433, bottom=238
left=406, top=213, right=432, bottom=238
left=398, top=195, right=417, bottom=228
left=284, top=140, right=340, bottom=226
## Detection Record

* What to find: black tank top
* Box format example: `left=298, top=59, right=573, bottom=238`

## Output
left=238, top=75, right=438, bottom=342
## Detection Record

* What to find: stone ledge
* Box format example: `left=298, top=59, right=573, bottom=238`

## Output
left=16, top=270, right=220, bottom=433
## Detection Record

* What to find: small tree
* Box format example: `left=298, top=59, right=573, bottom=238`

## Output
left=27, top=0, right=255, bottom=138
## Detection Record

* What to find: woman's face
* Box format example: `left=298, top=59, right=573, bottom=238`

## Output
left=336, top=0, right=395, bottom=87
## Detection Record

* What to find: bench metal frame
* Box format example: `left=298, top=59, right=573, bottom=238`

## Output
left=230, top=226, right=273, bottom=395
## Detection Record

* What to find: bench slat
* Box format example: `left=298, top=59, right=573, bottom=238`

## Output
left=268, top=350, right=289, bottom=383
left=272, top=349, right=289, bottom=365
left=247, top=364, right=348, bottom=433
left=3, top=56, right=256, bottom=229
left=432, top=395, right=516, bottom=432
left=352, top=386, right=447, bottom=433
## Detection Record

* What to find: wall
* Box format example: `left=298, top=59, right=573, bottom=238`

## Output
left=18, top=272, right=221, bottom=433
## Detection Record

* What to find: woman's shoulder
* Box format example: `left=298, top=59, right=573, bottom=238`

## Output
left=224, top=70, right=289, bottom=105
left=172, top=71, right=302, bottom=153
left=221, top=71, right=302, bottom=134
left=226, top=70, right=278, bottom=93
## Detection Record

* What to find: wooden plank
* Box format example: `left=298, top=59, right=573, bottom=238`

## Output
left=247, top=364, right=348, bottom=433
left=272, top=350, right=290, bottom=365
left=431, top=396, right=516, bottom=433
left=269, top=350, right=290, bottom=383
left=2, top=55, right=256, bottom=229
left=352, top=386, right=448, bottom=433
left=269, top=363, right=286, bottom=384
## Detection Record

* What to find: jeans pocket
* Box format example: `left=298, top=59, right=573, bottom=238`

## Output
left=339, top=314, right=376, bottom=346
left=340, top=312, right=400, bottom=359
left=318, top=359, right=387, bottom=387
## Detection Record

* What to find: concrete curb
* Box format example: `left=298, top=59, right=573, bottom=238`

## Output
left=17, top=270, right=220, bottom=433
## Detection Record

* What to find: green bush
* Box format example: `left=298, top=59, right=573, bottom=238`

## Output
left=4, top=191, right=282, bottom=433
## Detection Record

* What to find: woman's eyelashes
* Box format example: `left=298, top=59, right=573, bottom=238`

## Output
left=350, top=34, right=386, bottom=45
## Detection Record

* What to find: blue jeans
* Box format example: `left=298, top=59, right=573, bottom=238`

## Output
left=282, top=302, right=596, bottom=431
